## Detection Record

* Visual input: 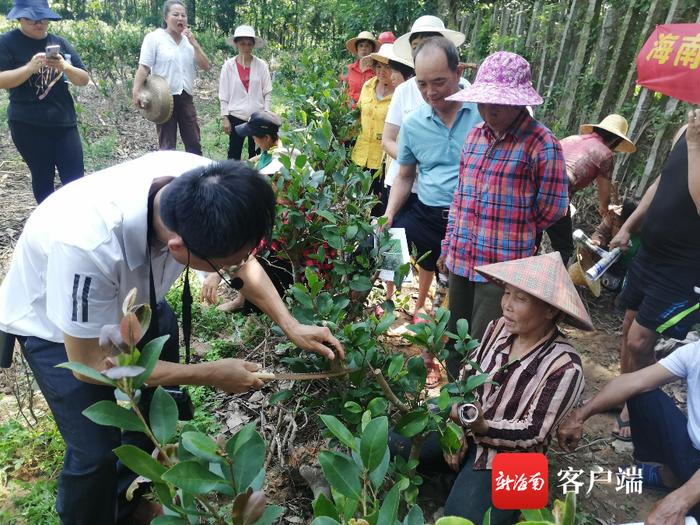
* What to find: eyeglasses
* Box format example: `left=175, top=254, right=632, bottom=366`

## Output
left=203, top=250, right=254, bottom=291
left=21, top=18, right=49, bottom=25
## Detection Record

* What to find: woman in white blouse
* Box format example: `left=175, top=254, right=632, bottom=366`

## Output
left=133, top=0, right=210, bottom=154
left=219, top=25, right=272, bottom=160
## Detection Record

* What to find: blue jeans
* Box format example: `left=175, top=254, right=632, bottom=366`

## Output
left=19, top=302, right=180, bottom=524
left=389, top=432, right=519, bottom=525
left=628, top=389, right=700, bottom=518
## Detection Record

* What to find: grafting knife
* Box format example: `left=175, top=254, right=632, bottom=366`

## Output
left=254, top=367, right=361, bottom=382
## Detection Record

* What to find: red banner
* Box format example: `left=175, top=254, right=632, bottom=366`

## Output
left=637, top=23, right=700, bottom=105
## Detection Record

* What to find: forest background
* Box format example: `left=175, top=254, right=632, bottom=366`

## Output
left=2, top=0, right=700, bottom=196
left=1, top=0, right=700, bottom=523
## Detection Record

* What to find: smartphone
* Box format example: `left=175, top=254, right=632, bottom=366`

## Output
left=45, top=44, right=60, bottom=59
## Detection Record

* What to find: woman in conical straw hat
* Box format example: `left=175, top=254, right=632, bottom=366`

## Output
left=392, top=252, right=591, bottom=524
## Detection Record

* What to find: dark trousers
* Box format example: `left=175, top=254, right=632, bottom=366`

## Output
left=156, top=92, right=202, bottom=155
left=628, top=389, right=700, bottom=518
left=446, top=273, right=503, bottom=379
left=545, top=207, right=574, bottom=265
left=390, top=432, right=519, bottom=525
left=227, top=115, right=256, bottom=160
left=19, top=302, right=180, bottom=525
left=9, top=120, right=84, bottom=204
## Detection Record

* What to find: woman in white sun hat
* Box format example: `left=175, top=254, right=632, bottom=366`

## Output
left=219, top=24, right=272, bottom=160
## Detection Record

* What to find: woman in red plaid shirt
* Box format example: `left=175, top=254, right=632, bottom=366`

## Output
left=437, top=51, right=570, bottom=379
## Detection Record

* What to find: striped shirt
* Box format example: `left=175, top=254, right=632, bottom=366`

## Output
left=465, top=317, right=584, bottom=470
left=442, top=111, right=569, bottom=281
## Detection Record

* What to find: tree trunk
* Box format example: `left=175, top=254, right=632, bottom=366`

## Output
left=499, top=6, right=511, bottom=45
left=614, top=0, right=662, bottom=112
left=524, top=0, right=542, bottom=52
left=535, top=5, right=554, bottom=93
left=467, top=8, right=483, bottom=62
left=543, top=0, right=579, bottom=108
left=592, top=0, right=637, bottom=121
left=559, top=0, right=597, bottom=131
left=634, top=98, right=680, bottom=197
left=613, top=0, right=684, bottom=183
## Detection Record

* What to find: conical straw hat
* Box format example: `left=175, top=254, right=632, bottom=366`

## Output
left=138, top=75, right=173, bottom=125
left=568, top=246, right=601, bottom=298
left=475, top=252, right=594, bottom=331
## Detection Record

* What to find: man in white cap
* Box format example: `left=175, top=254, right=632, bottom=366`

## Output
left=379, top=16, right=467, bottom=328
left=438, top=51, right=569, bottom=378
left=382, top=36, right=481, bottom=387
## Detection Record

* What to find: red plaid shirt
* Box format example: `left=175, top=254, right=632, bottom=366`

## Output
left=442, top=111, right=569, bottom=281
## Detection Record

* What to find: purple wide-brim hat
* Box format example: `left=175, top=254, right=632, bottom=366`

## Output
left=447, top=51, right=543, bottom=106
left=7, top=0, right=62, bottom=20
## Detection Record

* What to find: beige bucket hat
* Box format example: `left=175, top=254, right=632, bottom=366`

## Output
left=475, top=252, right=595, bottom=331
left=346, top=31, right=379, bottom=55
left=579, top=114, right=636, bottom=153
left=137, top=75, right=173, bottom=124
left=394, top=15, right=465, bottom=61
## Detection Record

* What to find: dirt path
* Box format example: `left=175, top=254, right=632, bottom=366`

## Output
left=0, top=82, right=673, bottom=524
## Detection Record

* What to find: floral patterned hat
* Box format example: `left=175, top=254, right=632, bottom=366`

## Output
left=475, top=252, right=594, bottom=331
left=447, top=51, right=543, bottom=106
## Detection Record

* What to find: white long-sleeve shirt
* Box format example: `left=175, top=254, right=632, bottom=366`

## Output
left=218, top=55, right=272, bottom=120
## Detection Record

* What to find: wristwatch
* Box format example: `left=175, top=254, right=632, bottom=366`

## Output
left=458, top=403, right=479, bottom=428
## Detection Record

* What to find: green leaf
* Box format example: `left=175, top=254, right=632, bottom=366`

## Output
left=114, top=445, right=166, bottom=483
left=367, top=397, right=389, bottom=417
left=395, top=411, right=429, bottom=438
left=368, top=446, right=390, bottom=489
left=83, top=400, right=144, bottom=432
left=343, top=401, right=362, bottom=414
left=161, top=460, right=232, bottom=495
left=375, top=313, right=396, bottom=334
left=150, top=387, right=178, bottom=444
left=403, top=505, right=425, bottom=525
left=377, top=483, right=401, bottom=525
left=440, top=421, right=464, bottom=454
left=310, top=518, right=342, bottom=525
left=315, top=210, right=337, bottom=224
left=56, top=361, right=116, bottom=387
left=151, top=517, right=189, bottom=525
left=349, top=275, right=372, bottom=292
left=181, top=431, right=223, bottom=463
left=387, top=354, right=404, bottom=379
left=318, top=450, right=362, bottom=500
left=319, top=414, right=356, bottom=450
left=133, top=335, right=169, bottom=388
left=268, top=389, right=293, bottom=405
left=482, top=508, right=491, bottom=525
left=360, top=416, right=388, bottom=472
left=312, top=493, right=340, bottom=521
left=231, top=429, right=266, bottom=492
left=456, top=318, right=470, bottom=340
left=435, top=517, right=476, bottom=525
left=465, top=373, right=490, bottom=393
left=250, top=504, right=284, bottom=525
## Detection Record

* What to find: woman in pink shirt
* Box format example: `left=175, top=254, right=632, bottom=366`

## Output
left=219, top=25, right=272, bottom=160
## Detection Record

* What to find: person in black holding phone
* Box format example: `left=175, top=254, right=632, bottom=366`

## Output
left=0, top=0, right=90, bottom=203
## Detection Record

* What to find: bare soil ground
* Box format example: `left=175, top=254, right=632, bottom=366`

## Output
left=0, top=82, right=684, bottom=525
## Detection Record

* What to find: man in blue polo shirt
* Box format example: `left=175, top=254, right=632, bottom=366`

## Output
left=382, top=36, right=481, bottom=386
